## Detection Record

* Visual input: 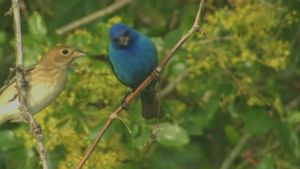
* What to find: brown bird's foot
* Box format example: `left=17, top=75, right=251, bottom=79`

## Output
left=20, top=79, right=29, bottom=88
left=16, top=65, right=25, bottom=74
left=15, top=65, right=29, bottom=88
left=31, top=123, right=42, bottom=135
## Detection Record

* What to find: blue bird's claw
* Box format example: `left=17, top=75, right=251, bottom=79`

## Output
left=121, top=100, right=129, bottom=110
left=121, top=91, right=131, bottom=110
left=150, top=67, right=161, bottom=80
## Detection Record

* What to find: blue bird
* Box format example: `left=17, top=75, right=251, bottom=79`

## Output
left=108, top=23, right=162, bottom=119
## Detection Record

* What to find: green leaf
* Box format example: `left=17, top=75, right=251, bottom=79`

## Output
left=157, top=123, right=189, bottom=147
left=288, top=111, right=300, bottom=124
left=28, top=11, right=47, bottom=40
left=275, top=122, right=300, bottom=159
left=224, top=125, right=240, bottom=145
left=257, top=155, right=275, bottom=169
left=240, top=107, right=275, bottom=134
left=183, top=99, right=219, bottom=135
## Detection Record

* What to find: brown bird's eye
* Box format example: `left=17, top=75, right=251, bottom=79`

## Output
left=62, top=49, right=69, bottom=55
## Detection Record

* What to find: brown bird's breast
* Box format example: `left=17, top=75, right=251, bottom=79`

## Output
left=0, top=65, right=67, bottom=123
left=28, top=66, right=67, bottom=114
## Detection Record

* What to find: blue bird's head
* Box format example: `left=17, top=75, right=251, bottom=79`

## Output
left=109, top=23, right=139, bottom=48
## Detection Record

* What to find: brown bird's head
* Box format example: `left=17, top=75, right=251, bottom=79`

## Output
left=39, top=44, right=85, bottom=69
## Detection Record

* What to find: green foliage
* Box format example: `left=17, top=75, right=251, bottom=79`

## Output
left=257, top=155, right=275, bottom=169
left=157, top=123, right=190, bottom=147
left=1, top=0, right=300, bottom=169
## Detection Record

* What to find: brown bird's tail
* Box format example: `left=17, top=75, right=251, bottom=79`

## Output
left=140, top=85, right=163, bottom=119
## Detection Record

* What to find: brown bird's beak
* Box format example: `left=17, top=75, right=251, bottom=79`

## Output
left=74, top=49, right=86, bottom=57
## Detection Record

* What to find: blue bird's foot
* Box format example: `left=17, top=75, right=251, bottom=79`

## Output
left=150, top=67, right=161, bottom=81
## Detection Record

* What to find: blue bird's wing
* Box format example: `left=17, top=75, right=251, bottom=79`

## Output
left=107, top=50, right=129, bottom=87
left=108, top=45, right=129, bottom=87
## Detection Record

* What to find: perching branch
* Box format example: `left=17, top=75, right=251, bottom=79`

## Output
left=75, top=1, right=205, bottom=169
left=10, top=0, right=49, bottom=169
left=55, top=0, right=132, bottom=35
left=219, top=133, right=251, bottom=169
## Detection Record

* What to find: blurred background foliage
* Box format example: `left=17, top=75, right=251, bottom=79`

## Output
left=0, top=0, right=300, bottom=169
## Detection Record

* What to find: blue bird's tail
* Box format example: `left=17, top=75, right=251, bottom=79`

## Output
left=140, top=85, right=163, bottom=119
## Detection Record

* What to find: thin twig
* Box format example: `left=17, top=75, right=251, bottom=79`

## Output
left=143, top=125, right=162, bottom=153
left=55, top=0, right=132, bottom=35
left=219, top=133, right=251, bottom=169
left=75, top=1, right=205, bottom=169
left=158, top=0, right=205, bottom=70
left=10, top=0, right=49, bottom=169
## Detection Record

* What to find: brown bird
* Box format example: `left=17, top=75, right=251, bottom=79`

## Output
left=0, top=45, right=85, bottom=124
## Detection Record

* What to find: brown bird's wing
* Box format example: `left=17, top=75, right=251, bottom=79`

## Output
left=0, top=65, right=36, bottom=96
